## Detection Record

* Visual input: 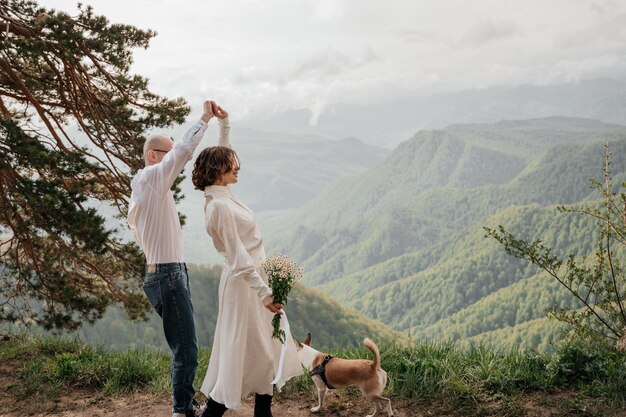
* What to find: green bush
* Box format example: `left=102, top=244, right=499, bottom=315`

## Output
left=600, top=359, right=626, bottom=406
left=551, top=340, right=611, bottom=385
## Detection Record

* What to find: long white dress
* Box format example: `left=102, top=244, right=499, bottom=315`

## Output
left=199, top=119, right=303, bottom=409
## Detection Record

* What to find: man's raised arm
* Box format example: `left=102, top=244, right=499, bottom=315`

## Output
left=153, top=100, right=214, bottom=194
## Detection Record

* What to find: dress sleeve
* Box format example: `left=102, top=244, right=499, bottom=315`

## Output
left=217, top=117, right=231, bottom=148
left=144, top=119, right=209, bottom=194
left=210, top=202, right=272, bottom=302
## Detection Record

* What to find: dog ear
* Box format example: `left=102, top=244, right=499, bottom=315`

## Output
left=292, top=336, right=302, bottom=348
left=304, top=332, right=312, bottom=346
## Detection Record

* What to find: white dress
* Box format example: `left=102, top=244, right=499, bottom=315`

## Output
left=199, top=120, right=303, bottom=409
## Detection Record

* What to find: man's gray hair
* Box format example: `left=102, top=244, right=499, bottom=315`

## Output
left=143, top=134, right=173, bottom=165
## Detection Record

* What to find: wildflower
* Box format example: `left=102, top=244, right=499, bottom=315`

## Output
left=262, top=254, right=303, bottom=342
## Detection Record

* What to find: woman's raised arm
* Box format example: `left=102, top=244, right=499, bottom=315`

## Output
left=213, top=103, right=231, bottom=148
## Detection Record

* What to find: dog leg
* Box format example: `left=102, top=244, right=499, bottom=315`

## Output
left=311, top=377, right=326, bottom=413
left=369, top=395, right=393, bottom=417
left=365, top=402, right=380, bottom=417
left=364, top=397, right=383, bottom=417
left=311, top=387, right=325, bottom=413
left=384, top=397, right=394, bottom=416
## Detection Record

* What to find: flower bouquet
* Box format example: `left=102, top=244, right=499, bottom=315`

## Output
left=262, top=254, right=303, bottom=343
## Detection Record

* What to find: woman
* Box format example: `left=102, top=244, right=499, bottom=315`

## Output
left=192, top=103, right=303, bottom=417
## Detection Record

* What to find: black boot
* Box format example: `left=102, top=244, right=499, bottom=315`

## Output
left=253, top=394, right=273, bottom=417
left=201, top=398, right=228, bottom=417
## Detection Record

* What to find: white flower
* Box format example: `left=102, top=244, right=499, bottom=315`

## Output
left=262, top=253, right=303, bottom=342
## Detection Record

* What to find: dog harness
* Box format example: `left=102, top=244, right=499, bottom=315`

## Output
left=311, top=354, right=335, bottom=389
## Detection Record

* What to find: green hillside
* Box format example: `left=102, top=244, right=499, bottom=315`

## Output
left=75, top=264, right=400, bottom=351
left=412, top=272, right=570, bottom=342
left=353, top=202, right=600, bottom=327
left=265, top=117, right=626, bottom=232
left=313, top=200, right=612, bottom=351
left=260, top=117, right=626, bottom=350
left=265, top=118, right=626, bottom=285
left=464, top=316, right=569, bottom=353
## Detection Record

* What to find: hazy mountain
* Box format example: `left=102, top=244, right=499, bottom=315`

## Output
left=177, top=131, right=388, bottom=265
left=85, top=78, right=626, bottom=351
left=242, top=78, right=626, bottom=148
left=196, top=128, right=388, bottom=212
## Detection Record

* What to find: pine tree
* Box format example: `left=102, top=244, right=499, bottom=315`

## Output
left=0, top=0, right=190, bottom=330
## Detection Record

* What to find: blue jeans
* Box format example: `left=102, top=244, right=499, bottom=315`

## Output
left=143, top=263, right=198, bottom=413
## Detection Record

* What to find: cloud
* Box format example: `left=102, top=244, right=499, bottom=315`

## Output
left=311, top=0, right=345, bottom=23
left=459, top=18, right=519, bottom=47
left=551, top=54, right=626, bottom=83
left=289, top=48, right=379, bottom=81
left=42, top=0, right=626, bottom=125
left=590, top=2, right=606, bottom=15
left=554, top=12, right=626, bottom=51
left=198, top=47, right=384, bottom=124
left=388, top=28, right=439, bottom=44
left=229, top=49, right=359, bottom=87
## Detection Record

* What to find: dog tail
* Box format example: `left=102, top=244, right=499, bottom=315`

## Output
left=364, top=338, right=381, bottom=369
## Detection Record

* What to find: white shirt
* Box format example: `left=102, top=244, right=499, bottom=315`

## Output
left=127, top=119, right=209, bottom=264
left=204, top=184, right=272, bottom=301
left=202, top=117, right=271, bottom=300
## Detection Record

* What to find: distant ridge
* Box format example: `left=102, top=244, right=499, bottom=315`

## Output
left=242, top=78, right=626, bottom=147
left=262, top=116, right=626, bottom=350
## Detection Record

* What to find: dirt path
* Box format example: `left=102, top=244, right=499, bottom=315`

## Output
left=2, top=393, right=418, bottom=417
left=6, top=385, right=626, bottom=417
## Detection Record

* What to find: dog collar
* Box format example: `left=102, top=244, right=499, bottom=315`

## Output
left=310, top=355, right=335, bottom=389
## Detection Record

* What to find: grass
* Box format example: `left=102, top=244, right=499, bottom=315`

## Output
left=3, top=333, right=171, bottom=397
left=1, top=333, right=625, bottom=415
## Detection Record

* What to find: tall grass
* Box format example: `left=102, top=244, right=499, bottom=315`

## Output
left=333, top=338, right=626, bottom=407
left=2, top=334, right=625, bottom=408
left=3, top=334, right=175, bottom=397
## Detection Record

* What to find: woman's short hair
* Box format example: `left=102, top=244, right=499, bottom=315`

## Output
left=192, top=146, right=239, bottom=190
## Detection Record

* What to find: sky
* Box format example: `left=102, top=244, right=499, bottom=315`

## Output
left=41, top=0, right=626, bottom=125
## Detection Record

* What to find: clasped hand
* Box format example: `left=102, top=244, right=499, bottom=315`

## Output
left=201, top=100, right=229, bottom=122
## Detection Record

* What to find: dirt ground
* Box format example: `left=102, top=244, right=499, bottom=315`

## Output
left=5, top=390, right=626, bottom=417
left=1, top=391, right=419, bottom=417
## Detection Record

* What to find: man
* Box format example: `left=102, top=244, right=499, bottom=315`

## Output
left=128, top=100, right=214, bottom=417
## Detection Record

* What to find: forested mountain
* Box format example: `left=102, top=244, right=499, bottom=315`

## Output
left=75, top=265, right=399, bottom=351
left=261, top=117, right=626, bottom=350
left=264, top=117, right=626, bottom=283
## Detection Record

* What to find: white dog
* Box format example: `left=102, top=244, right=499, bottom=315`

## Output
left=295, top=333, right=394, bottom=417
